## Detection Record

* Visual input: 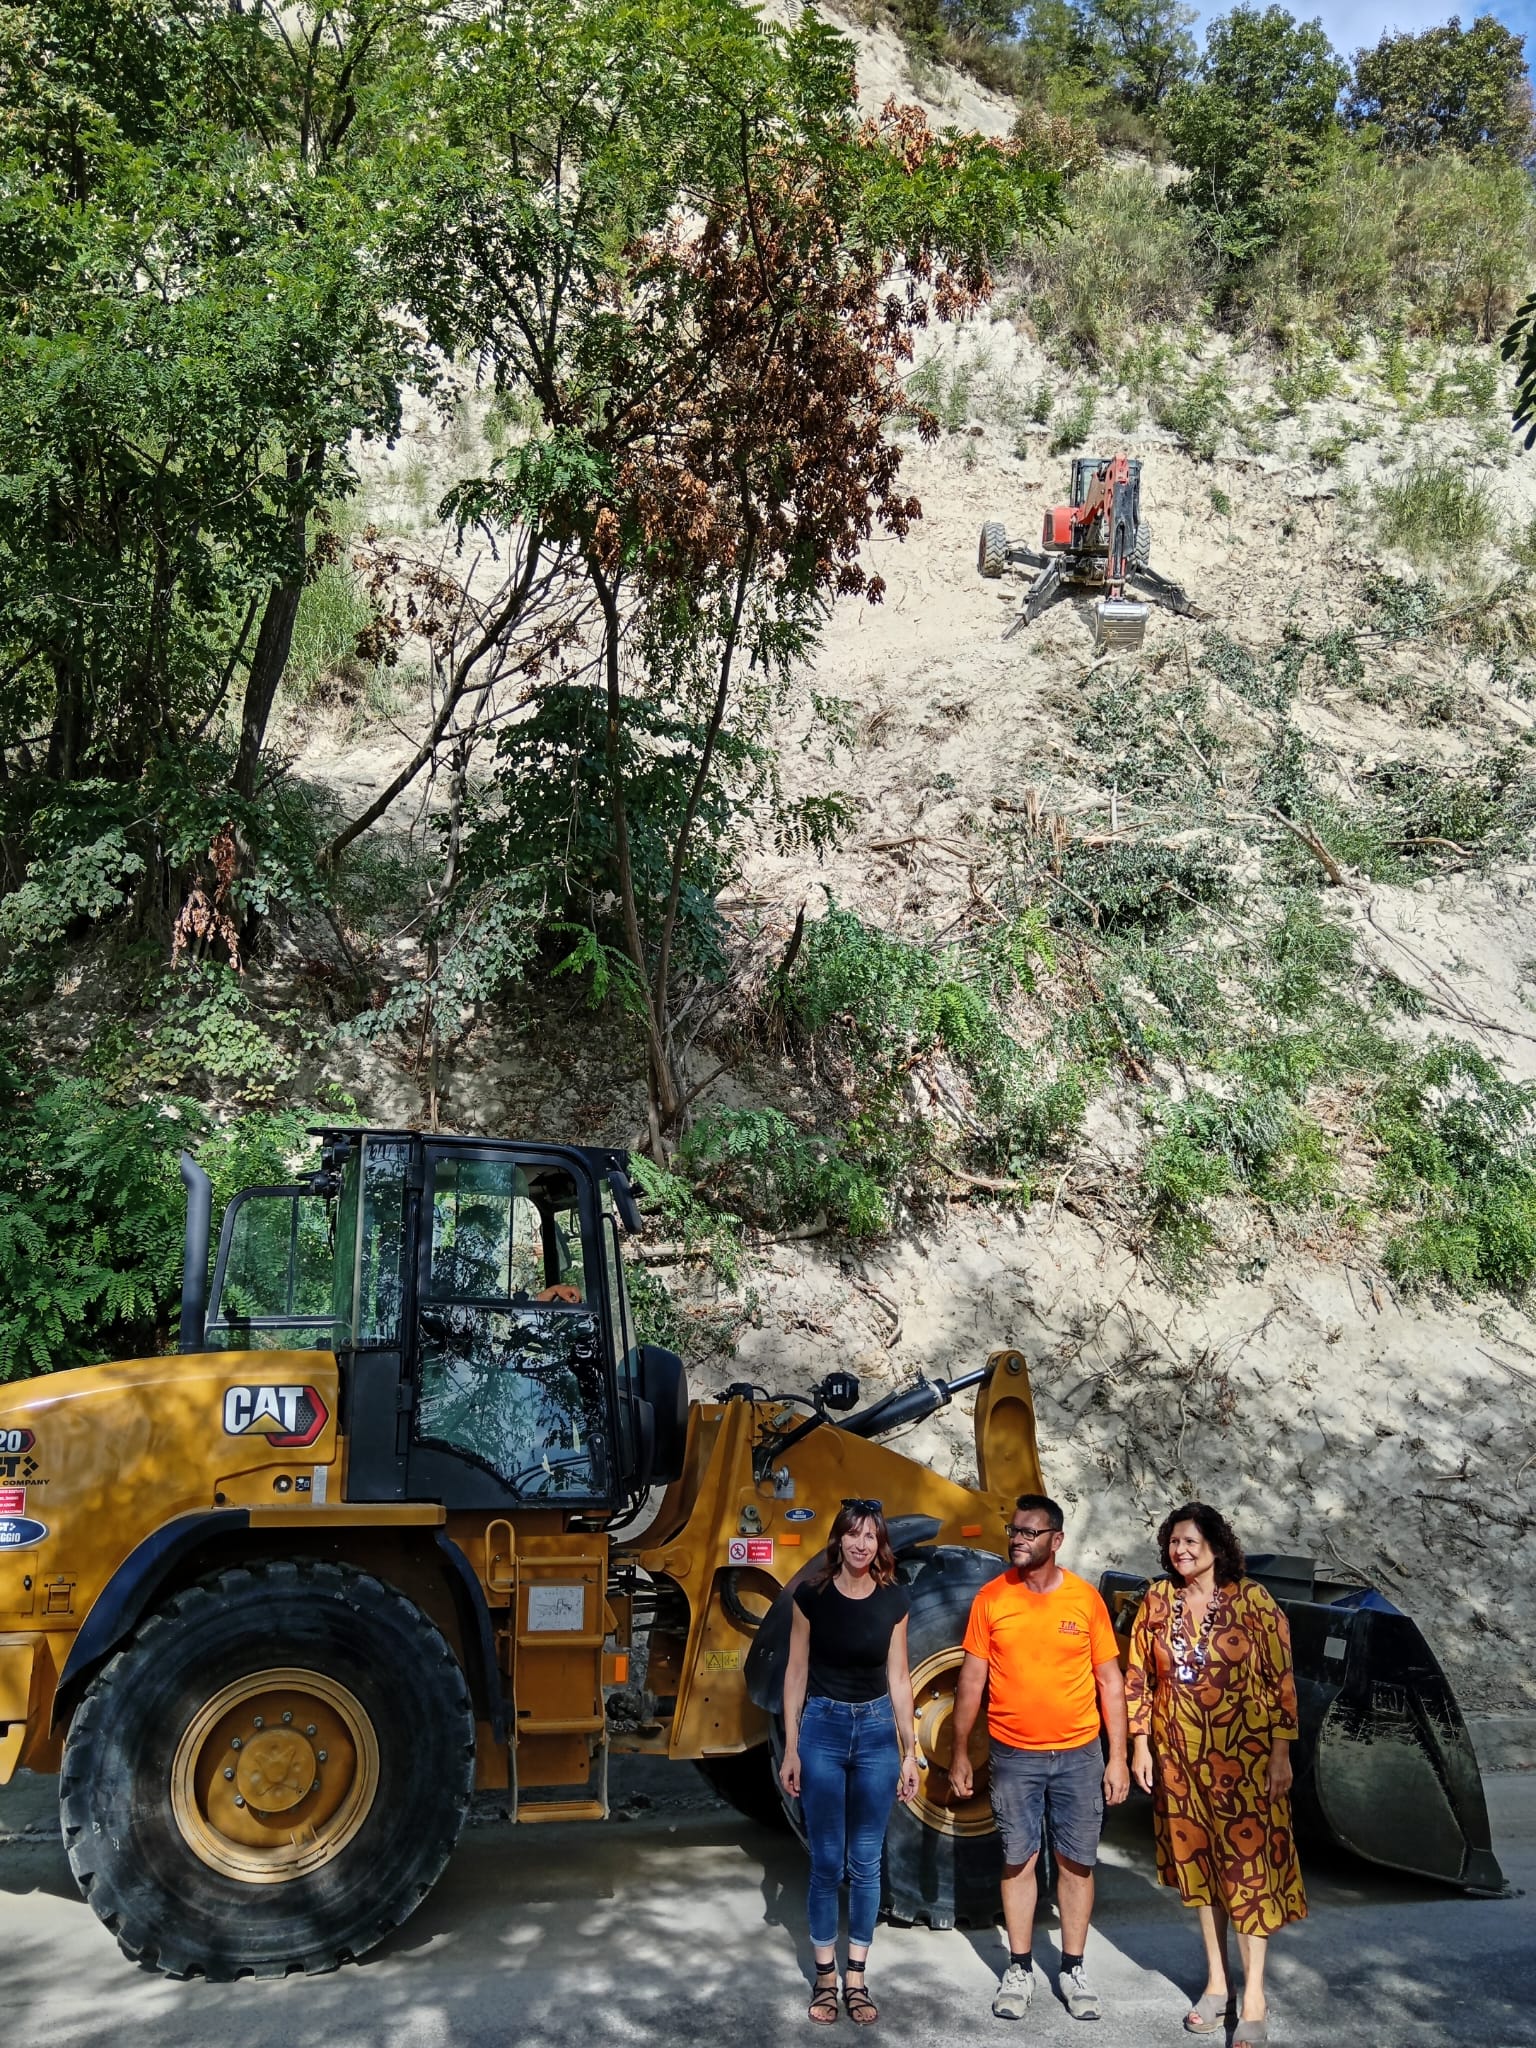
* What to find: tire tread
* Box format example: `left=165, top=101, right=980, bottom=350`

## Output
left=62, top=1557, right=474, bottom=1980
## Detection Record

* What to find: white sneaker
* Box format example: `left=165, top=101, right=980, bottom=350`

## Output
left=1061, top=1962, right=1101, bottom=2020
left=992, top=1963, right=1035, bottom=2020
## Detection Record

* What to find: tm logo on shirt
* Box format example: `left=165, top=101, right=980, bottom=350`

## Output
left=1059, top=1619, right=1082, bottom=1634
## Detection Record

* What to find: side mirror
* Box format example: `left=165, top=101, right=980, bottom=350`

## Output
left=637, top=1345, right=688, bottom=1485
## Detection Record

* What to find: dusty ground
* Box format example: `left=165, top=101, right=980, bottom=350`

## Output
left=5, top=1763, right=1535, bottom=2046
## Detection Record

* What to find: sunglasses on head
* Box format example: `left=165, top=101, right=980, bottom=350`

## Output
left=841, top=1497, right=884, bottom=1517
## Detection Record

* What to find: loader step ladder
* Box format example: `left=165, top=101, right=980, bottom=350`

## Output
left=493, top=1529, right=611, bottom=1824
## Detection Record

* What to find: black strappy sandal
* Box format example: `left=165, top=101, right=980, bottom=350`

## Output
left=842, top=1967, right=878, bottom=2026
left=809, top=1963, right=839, bottom=2024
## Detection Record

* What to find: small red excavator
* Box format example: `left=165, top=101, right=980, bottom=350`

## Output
left=979, top=453, right=1191, bottom=653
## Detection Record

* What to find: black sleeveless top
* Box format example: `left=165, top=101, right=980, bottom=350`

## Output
left=793, top=1578, right=911, bottom=1703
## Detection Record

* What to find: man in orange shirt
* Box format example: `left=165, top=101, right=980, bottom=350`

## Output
left=949, top=1493, right=1129, bottom=2023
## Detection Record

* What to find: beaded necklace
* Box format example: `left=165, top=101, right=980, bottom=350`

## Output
left=1170, top=1584, right=1220, bottom=1683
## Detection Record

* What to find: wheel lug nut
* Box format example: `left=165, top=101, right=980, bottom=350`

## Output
left=311, top=1779, right=320, bottom=1792
left=305, top=1725, right=317, bottom=1737
left=224, top=1767, right=235, bottom=1781
left=316, top=1750, right=328, bottom=1763
left=234, top=1795, right=246, bottom=1808
left=282, top=1712, right=292, bottom=1724
left=253, top=1716, right=264, bottom=1729
left=230, top=1737, right=242, bottom=1750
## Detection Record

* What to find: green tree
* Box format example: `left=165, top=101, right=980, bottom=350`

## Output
left=1085, top=0, right=1198, bottom=111
left=396, top=0, right=1060, bottom=1146
left=1346, top=14, right=1535, bottom=164
left=899, top=0, right=1019, bottom=44
left=1163, top=5, right=1347, bottom=262
left=0, top=3, right=434, bottom=933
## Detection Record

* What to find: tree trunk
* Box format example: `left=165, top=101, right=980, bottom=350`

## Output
left=234, top=445, right=324, bottom=802
left=593, top=568, right=681, bottom=1147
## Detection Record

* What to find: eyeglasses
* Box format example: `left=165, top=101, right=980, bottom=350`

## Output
left=1007, top=1524, right=1056, bottom=1540
left=841, top=1497, right=884, bottom=1516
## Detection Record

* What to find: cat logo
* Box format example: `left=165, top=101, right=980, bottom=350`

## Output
left=222, top=1384, right=329, bottom=1449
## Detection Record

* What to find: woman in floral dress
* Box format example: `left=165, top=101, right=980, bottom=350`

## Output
left=1127, top=1502, right=1305, bottom=2047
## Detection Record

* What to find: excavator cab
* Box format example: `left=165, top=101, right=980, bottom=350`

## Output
left=194, top=1127, right=689, bottom=1509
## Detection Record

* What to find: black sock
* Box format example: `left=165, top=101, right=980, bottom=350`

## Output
left=1009, top=1952, right=1033, bottom=1971
left=1060, top=1952, right=1084, bottom=1973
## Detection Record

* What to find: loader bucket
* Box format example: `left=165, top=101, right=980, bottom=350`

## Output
left=1100, top=1558, right=1508, bottom=1895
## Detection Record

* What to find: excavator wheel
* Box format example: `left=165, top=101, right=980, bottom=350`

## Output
left=61, top=1559, right=476, bottom=1980
left=882, top=1546, right=1008, bottom=1929
left=977, top=521, right=1009, bottom=578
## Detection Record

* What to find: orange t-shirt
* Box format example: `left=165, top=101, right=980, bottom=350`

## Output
left=962, top=1567, right=1119, bottom=1751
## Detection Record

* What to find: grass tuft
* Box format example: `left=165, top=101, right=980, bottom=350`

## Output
left=1375, top=460, right=1497, bottom=568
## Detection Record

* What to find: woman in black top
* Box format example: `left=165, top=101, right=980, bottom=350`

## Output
left=779, top=1499, right=918, bottom=2026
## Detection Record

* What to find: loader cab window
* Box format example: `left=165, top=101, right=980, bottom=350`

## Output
left=355, top=1137, right=408, bottom=1345
left=414, top=1154, right=609, bottom=1500
left=205, top=1186, right=347, bottom=1352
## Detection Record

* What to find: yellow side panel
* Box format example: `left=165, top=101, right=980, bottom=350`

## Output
left=0, top=1638, right=34, bottom=1723
left=0, top=1351, right=340, bottom=1658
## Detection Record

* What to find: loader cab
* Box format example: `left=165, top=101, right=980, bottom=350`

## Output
left=198, top=1128, right=686, bottom=1513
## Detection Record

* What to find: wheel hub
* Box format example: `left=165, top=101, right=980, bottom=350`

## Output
left=236, top=1729, right=316, bottom=1814
left=908, top=1647, right=997, bottom=1840
left=171, top=1668, right=379, bottom=1884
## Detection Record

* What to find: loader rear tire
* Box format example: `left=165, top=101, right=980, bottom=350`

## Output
left=696, top=1745, right=789, bottom=1831
left=61, top=1559, right=475, bottom=1980
left=978, top=521, right=1009, bottom=578
left=881, top=1548, right=1008, bottom=1930
left=1132, top=519, right=1152, bottom=572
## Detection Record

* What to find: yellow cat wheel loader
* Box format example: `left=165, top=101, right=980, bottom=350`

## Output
left=0, top=1127, right=1505, bottom=1979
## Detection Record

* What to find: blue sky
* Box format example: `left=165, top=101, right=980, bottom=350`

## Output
left=1190, top=0, right=1536, bottom=61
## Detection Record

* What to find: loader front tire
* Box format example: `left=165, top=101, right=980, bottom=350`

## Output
left=978, top=521, right=1009, bottom=578
left=61, top=1559, right=476, bottom=1980
left=882, top=1548, right=1007, bottom=1930
left=1131, top=519, right=1152, bottom=572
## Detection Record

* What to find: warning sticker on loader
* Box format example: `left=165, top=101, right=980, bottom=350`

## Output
left=222, top=1384, right=330, bottom=1449
left=727, top=1538, right=774, bottom=1564
left=702, top=1649, right=741, bottom=1672
left=0, top=1488, right=24, bottom=1515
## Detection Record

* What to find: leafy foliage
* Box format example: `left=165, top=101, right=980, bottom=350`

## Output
left=776, top=903, right=1081, bottom=1210
left=1164, top=6, right=1349, bottom=263
left=0, top=1046, right=310, bottom=1381
left=0, top=0, right=433, bottom=898
left=1347, top=15, right=1535, bottom=164
left=679, top=1109, right=888, bottom=1238
left=401, top=0, right=1062, bottom=1139
left=1372, top=1043, right=1536, bottom=1295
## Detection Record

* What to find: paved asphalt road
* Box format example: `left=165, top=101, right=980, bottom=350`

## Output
left=2, top=1762, right=1531, bottom=2048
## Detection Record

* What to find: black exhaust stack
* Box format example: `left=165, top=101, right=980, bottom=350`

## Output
left=178, top=1151, right=211, bottom=1353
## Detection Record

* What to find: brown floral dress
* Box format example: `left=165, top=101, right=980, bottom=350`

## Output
left=1125, top=1577, right=1307, bottom=1936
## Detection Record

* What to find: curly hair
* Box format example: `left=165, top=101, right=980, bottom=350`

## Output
left=1157, top=1501, right=1246, bottom=1585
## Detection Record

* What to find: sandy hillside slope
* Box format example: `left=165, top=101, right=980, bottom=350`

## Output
left=282, top=5, right=1536, bottom=1718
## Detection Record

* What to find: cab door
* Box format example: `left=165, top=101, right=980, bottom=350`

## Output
left=404, top=1148, right=617, bottom=1511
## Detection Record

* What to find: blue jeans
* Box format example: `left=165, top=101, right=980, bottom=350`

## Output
left=797, top=1694, right=899, bottom=1949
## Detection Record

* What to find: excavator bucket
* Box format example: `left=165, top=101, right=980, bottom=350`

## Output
left=1092, top=597, right=1149, bottom=654
left=1101, top=1556, right=1508, bottom=1895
